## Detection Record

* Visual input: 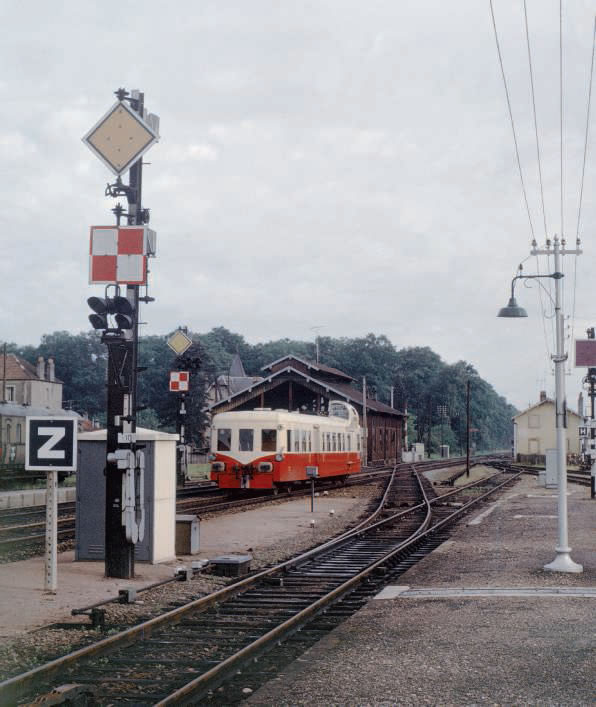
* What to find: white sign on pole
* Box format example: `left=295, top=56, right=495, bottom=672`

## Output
left=82, top=100, right=159, bottom=176
left=26, top=417, right=78, bottom=592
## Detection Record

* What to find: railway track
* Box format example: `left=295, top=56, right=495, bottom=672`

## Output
left=0, top=463, right=522, bottom=705
left=0, top=456, right=493, bottom=554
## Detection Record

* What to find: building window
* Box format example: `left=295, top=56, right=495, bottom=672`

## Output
left=16, top=424, right=22, bottom=443
left=6, top=423, right=11, bottom=444
left=5, top=386, right=15, bottom=402
left=528, top=415, right=540, bottom=429
left=528, top=438, right=540, bottom=454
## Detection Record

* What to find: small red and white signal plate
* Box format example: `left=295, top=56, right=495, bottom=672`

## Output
left=169, top=371, right=189, bottom=392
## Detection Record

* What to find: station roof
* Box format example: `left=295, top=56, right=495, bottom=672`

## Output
left=209, top=363, right=404, bottom=417
left=261, top=355, right=355, bottom=382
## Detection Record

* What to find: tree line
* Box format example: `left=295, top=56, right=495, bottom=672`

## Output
left=4, top=327, right=517, bottom=452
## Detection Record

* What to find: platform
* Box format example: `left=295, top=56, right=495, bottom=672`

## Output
left=0, top=494, right=361, bottom=636
left=0, top=486, right=76, bottom=509
left=248, top=474, right=596, bottom=705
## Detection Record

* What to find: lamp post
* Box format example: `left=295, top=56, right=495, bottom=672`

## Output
left=498, top=235, right=582, bottom=573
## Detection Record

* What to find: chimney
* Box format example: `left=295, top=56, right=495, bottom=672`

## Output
left=539, top=390, right=547, bottom=402
left=47, top=357, right=55, bottom=382
left=37, top=356, right=45, bottom=380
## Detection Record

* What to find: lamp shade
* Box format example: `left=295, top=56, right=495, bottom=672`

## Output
left=497, top=296, right=528, bottom=318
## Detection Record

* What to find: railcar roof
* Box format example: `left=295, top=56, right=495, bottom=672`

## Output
left=212, top=409, right=358, bottom=426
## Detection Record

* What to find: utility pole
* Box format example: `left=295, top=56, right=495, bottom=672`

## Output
left=466, top=380, right=471, bottom=477
left=390, top=386, right=394, bottom=408
left=585, top=327, right=596, bottom=499
left=532, top=236, right=582, bottom=573
left=362, top=377, right=368, bottom=467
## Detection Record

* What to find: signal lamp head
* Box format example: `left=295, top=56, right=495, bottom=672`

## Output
left=112, top=296, right=134, bottom=316
left=89, top=313, right=108, bottom=330
left=87, top=296, right=109, bottom=315
left=115, top=313, right=134, bottom=329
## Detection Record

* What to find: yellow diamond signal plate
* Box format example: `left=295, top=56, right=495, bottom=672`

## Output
left=167, top=330, right=193, bottom=356
left=83, top=101, right=158, bottom=176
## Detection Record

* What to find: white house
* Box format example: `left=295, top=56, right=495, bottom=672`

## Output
left=512, top=391, right=581, bottom=463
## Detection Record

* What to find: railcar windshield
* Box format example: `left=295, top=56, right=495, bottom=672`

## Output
left=217, top=428, right=232, bottom=451
left=239, top=429, right=254, bottom=451
left=329, top=401, right=349, bottom=419
left=261, top=429, right=277, bottom=452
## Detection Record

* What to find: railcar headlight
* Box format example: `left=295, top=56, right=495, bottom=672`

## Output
left=258, top=462, right=273, bottom=472
left=208, top=453, right=216, bottom=461
left=275, top=453, right=284, bottom=462
left=211, top=462, right=225, bottom=472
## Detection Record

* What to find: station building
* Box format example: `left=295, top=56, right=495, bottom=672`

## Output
left=208, top=354, right=406, bottom=464
left=512, top=390, right=581, bottom=464
left=0, top=354, right=79, bottom=465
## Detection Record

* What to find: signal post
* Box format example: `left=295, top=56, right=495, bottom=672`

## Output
left=83, top=89, right=159, bottom=578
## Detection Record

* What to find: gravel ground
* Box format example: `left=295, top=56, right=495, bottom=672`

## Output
left=248, top=474, right=596, bottom=706
left=0, top=483, right=381, bottom=683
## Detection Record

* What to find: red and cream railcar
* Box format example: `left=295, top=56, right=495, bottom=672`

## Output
left=210, top=400, right=362, bottom=490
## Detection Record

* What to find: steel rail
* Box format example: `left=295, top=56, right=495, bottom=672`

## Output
left=158, top=469, right=517, bottom=705
left=0, top=465, right=401, bottom=703
left=0, top=464, right=513, bottom=703
left=158, top=471, right=432, bottom=705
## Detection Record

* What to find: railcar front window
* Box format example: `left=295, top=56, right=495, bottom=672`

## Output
left=239, top=429, right=254, bottom=451
left=217, top=428, right=232, bottom=451
left=262, top=429, right=277, bottom=452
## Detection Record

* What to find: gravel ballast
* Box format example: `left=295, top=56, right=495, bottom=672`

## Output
left=248, top=474, right=596, bottom=705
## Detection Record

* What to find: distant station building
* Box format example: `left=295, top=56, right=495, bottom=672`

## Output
left=513, top=390, right=581, bottom=464
left=0, top=354, right=79, bottom=464
left=208, top=354, right=405, bottom=464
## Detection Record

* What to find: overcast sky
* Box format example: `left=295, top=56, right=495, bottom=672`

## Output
left=2, top=0, right=596, bottom=410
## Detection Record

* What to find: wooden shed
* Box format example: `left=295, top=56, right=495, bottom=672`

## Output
left=208, top=355, right=405, bottom=464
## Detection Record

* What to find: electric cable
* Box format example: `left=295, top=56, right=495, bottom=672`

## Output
left=489, top=0, right=536, bottom=242
left=569, top=17, right=596, bottom=368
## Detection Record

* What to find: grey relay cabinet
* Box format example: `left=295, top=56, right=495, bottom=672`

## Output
left=76, top=427, right=178, bottom=563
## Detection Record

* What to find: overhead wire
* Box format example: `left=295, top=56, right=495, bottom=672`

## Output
left=569, top=16, right=596, bottom=365
left=523, top=0, right=554, bottom=365
left=489, top=0, right=537, bottom=243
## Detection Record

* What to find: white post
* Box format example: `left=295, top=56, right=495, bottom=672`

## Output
left=362, top=377, right=368, bottom=467
left=45, top=470, right=58, bottom=592
left=544, top=236, right=582, bottom=573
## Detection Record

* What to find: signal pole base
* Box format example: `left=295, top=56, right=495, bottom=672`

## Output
left=544, top=549, right=583, bottom=574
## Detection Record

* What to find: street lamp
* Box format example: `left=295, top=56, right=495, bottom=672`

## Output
left=498, top=235, right=583, bottom=574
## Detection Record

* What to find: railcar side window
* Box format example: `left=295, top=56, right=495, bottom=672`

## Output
left=262, top=429, right=277, bottom=452
left=326, top=433, right=331, bottom=451
left=308, top=431, right=312, bottom=452
left=287, top=430, right=292, bottom=452
left=294, top=431, right=300, bottom=452
left=332, top=433, right=337, bottom=451
left=217, top=428, right=232, bottom=451
left=239, top=429, right=254, bottom=451
left=357, top=434, right=361, bottom=451
left=301, top=430, right=307, bottom=452
left=347, top=434, right=351, bottom=451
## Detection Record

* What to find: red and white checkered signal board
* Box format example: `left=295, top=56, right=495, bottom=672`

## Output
left=170, top=371, right=189, bottom=392
left=89, top=226, right=156, bottom=285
